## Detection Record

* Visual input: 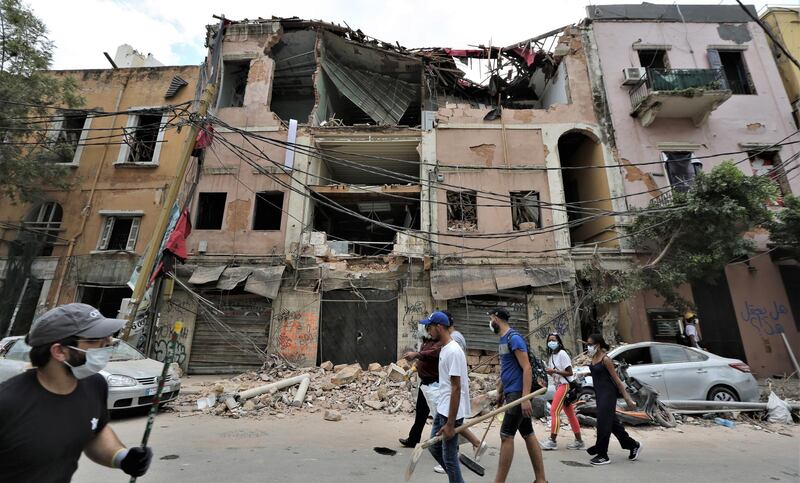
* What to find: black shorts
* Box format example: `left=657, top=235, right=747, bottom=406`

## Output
left=499, top=392, right=534, bottom=439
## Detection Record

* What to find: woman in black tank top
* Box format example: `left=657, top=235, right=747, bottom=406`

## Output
left=585, top=334, right=643, bottom=466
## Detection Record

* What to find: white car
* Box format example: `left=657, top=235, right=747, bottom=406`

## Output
left=0, top=336, right=182, bottom=410
left=574, top=342, right=760, bottom=403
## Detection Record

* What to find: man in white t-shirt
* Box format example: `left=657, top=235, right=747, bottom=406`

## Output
left=421, top=311, right=470, bottom=483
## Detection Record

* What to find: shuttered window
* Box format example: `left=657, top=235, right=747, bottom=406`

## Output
left=97, top=216, right=142, bottom=251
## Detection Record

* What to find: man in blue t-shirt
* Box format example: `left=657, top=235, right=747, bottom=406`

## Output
left=489, top=308, right=546, bottom=483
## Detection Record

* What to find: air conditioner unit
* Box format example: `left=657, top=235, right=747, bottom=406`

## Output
left=622, top=67, right=646, bottom=86
left=197, top=240, right=208, bottom=253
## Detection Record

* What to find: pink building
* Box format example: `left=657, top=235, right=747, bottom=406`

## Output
left=585, top=4, right=800, bottom=377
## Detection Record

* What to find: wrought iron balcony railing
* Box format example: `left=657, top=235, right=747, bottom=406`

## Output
left=630, top=68, right=729, bottom=109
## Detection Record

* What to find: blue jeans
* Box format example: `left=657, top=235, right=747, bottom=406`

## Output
left=429, top=414, right=464, bottom=483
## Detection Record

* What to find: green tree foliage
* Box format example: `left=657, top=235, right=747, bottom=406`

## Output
left=0, top=0, right=82, bottom=202
left=768, top=195, right=800, bottom=260
left=582, top=161, right=777, bottom=308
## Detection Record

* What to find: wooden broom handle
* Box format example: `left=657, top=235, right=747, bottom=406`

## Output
left=420, top=387, right=547, bottom=449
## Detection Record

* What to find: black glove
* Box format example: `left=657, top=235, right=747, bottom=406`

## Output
left=120, top=446, right=153, bottom=477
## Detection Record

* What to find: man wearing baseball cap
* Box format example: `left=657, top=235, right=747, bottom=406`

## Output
left=421, top=311, right=471, bottom=483
left=0, top=303, right=153, bottom=482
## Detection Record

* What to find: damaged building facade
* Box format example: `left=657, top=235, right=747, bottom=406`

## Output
left=583, top=4, right=800, bottom=376
left=0, top=65, right=200, bottom=340
left=163, top=17, right=628, bottom=374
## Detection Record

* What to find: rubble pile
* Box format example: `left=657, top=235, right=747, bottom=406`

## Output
left=178, top=358, right=498, bottom=420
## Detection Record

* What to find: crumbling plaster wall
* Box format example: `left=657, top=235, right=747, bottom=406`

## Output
left=268, top=288, right=321, bottom=367
left=151, top=289, right=198, bottom=373
left=589, top=20, right=800, bottom=208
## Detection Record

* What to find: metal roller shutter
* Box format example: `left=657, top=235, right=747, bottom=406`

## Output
left=447, top=290, right=529, bottom=352
left=188, top=294, right=272, bottom=374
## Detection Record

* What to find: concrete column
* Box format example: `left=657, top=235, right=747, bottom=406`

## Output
left=419, top=130, right=437, bottom=256
left=541, top=128, right=571, bottom=251
left=284, top=134, right=312, bottom=257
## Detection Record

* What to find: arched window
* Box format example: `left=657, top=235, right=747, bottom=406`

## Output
left=22, top=202, right=63, bottom=256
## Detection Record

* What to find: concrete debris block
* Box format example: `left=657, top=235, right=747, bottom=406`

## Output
left=324, top=409, right=342, bottom=422
left=368, top=362, right=383, bottom=372
left=243, top=400, right=256, bottom=411
left=333, top=363, right=350, bottom=373
left=321, top=361, right=334, bottom=371
left=213, top=384, right=225, bottom=395
left=376, top=386, right=389, bottom=402
left=395, top=359, right=411, bottom=371
left=387, top=363, right=407, bottom=382
left=364, top=400, right=386, bottom=410
left=332, top=364, right=363, bottom=386
left=224, top=395, right=239, bottom=411
left=213, top=404, right=227, bottom=415
left=401, top=399, right=414, bottom=413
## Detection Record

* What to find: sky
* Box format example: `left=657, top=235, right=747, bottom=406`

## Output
left=26, top=0, right=773, bottom=70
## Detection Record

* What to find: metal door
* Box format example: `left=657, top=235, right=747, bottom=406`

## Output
left=447, top=291, right=529, bottom=352
left=319, top=289, right=398, bottom=367
left=691, top=277, right=746, bottom=362
left=188, top=294, right=271, bottom=374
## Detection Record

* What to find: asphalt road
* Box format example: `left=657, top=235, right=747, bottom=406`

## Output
left=74, top=410, right=799, bottom=483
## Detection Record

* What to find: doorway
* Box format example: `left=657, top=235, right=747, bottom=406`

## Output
left=691, top=276, right=746, bottom=362
left=318, top=289, right=398, bottom=367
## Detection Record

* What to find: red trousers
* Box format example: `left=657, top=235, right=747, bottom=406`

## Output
left=551, top=383, right=580, bottom=435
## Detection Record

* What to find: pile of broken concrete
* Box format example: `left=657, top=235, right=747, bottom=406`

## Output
left=177, top=358, right=498, bottom=421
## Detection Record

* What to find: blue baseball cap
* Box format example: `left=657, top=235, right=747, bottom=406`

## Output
left=420, top=311, right=450, bottom=327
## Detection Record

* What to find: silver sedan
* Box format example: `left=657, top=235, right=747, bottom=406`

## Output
left=0, top=336, right=181, bottom=410
left=574, top=341, right=760, bottom=403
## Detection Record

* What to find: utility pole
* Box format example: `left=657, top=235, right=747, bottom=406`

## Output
left=120, top=83, right=217, bottom=340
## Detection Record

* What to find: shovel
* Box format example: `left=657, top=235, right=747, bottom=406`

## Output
left=404, top=387, right=546, bottom=481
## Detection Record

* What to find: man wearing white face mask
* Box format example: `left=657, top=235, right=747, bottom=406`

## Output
left=0, top=303, right=153, bottom=482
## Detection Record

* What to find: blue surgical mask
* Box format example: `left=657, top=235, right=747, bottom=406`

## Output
left=547, top=341, right=559, bottom=351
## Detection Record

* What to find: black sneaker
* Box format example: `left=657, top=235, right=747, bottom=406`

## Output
left=590, top=455, right=611, bottom=466
left=629, top=442, right=643, bottom=461
left=398, top=438, right=417, bottom=448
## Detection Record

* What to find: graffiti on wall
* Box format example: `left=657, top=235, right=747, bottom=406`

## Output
left=276, top=310, right=318, bottom=365
left=741, top=301, right=788, bottom=337
left=529, top=303, right=571, bottom=359
left=151, top=321, right=190, bottom=366
left=398, top=296, right=429, bottom=353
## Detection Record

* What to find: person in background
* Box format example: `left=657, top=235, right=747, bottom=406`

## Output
left=423, top=311, right=471, bottom=483
left=684, top=312, right=701, bottom=349
left=490, top=308, right=547, bottom=483
left=399, top=323, right=442, bottom=448
left=585, top=333, right=642, bottom=466
left=0, top=303, right=153, bottom=482
left=540, top=333, right=583, bottom=451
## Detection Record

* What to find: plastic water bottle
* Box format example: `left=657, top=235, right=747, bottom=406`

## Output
left=714, top=417, right=736, bottom=428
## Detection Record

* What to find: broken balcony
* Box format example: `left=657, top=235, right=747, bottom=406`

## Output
left=629, top=68, right=732, bottom=127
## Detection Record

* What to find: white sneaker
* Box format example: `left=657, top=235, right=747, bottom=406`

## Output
left=474, top=442, right=489, bottom=461
left=567, top=440, right=585, bottom=450
left=540, top=439, right=557, bottom=450
left=433, top=465, right=446, bottom=474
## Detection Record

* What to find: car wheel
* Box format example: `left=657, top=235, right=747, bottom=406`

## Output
left=708, top=386, right=739, bottom=402
left=577, top=388, right=595, bottom=403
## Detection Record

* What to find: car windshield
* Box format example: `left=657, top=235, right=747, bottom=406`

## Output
left=5, top=339, right=31, bottom=362
left=110, top=340, right=146, bottom=361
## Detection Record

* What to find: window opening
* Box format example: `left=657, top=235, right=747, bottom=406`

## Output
left=253, top=192, right=285, bottom=231
left=196, top=192, right=227, bottom=230
left=662, top=151, right=699, bottom=192
left=716, top=51, right=754, bottom=95
left=510, top=191, right=541, bottom=230
left=447, top=190, right=477, bottom=232
left=219, top=60, right=250, bottom=108
left=748, top=150, right=790, bottom=201
left=637, top=49, right=669, bottom=69
left=97, top=216, right=141, bottom=251
left=127, top=113, right=162, bottom=162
